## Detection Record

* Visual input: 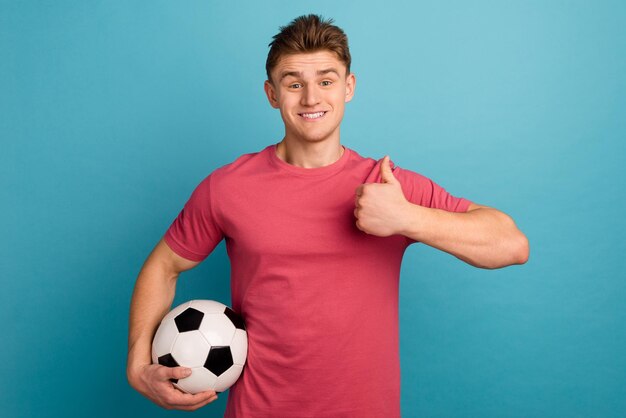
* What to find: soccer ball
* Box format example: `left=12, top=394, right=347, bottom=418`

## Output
left=151, top=299, right=247, bottom=394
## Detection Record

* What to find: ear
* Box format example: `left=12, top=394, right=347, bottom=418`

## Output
left=264, top=80, right=280, bottom=109
left=344, top=72, right=356, bottom=103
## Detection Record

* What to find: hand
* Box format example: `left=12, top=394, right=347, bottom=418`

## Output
left=354, top=156, right=412, bottom=237
left=129, top=363, right=218, bottom=411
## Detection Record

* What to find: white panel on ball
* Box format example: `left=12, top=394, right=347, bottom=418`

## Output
left=199, top=313, right=236, bottom=346
left=190, top=299, right=227, bottom=314
left=230, top=329, right=248, bottom=366
left=151, top=318, right=179, bottom=361
left=171, top=332, right=211, bottom=367
left=214, top=364, right=244, bottom=393
left=175, top=367, right=218, bottom=394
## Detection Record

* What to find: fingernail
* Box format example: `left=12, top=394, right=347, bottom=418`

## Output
left=184, top=368, right=192, bottom=376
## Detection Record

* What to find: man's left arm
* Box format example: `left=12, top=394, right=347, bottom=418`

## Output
left=354, top=156, right=529, bottom=269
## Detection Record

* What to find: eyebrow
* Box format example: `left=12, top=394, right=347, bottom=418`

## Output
left=279, top=68, right=342, bottom=81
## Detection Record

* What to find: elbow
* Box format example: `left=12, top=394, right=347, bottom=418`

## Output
left=500, top=211, right=529, bottom=266
left=478, top=232, right=529, bottom=270
left=513, top=233, right=530, bottom=265
left=496, top=212, right=530, bottom=268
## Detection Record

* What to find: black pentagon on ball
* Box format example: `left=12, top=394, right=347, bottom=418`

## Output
left=223, top=307, right=246, bottom=330
left=158, top=353, right=180, bottom=384
left=204, top=346, right=234, bottom=376
left=175, top=307, right=204, bottom=332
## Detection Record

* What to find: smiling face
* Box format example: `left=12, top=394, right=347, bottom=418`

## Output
left=264, top=50, right=356, bottom=146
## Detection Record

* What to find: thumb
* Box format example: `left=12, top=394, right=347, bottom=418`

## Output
left=169, top=367, right=193, bottom=380
left=380, top=156, right=398, bottom=184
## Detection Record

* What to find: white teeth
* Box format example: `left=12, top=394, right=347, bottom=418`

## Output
left=301, top=111, right=325, bottom=119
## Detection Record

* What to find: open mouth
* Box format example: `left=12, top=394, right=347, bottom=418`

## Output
left=298, top=111, right=327, bottom=120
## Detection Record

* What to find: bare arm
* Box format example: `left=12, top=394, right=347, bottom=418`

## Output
left=127, top=238, right=217, bottom=410
left=354, top=156, right=529, bottom=269
left=401, top=202, right=529, bottom=269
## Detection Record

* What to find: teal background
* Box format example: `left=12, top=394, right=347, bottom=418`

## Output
left=2, top=1, right=625, bottom=417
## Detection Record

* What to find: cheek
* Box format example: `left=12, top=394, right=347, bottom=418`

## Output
left=280, top=96, right=300, bottom=113
left=331, top=90, right=348, bottom=106
left=332, top=97, right=346, bottom=112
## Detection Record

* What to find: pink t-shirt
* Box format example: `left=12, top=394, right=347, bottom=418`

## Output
left=164, top=144, right=471, bottom=418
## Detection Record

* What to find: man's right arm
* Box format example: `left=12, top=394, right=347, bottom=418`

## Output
left=126, top=238, right=217, bottom=410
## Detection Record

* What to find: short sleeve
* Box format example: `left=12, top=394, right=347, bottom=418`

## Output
left=393, top=166, right=472, bottom=213
left=163, top=174, right=224, bottom=262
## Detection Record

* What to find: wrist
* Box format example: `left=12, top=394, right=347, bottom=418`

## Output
left=127, top=363, right=144, bottom=386
left=399, top=202, right=425, bottom=240
left=127, top=351, right=152, bottom=388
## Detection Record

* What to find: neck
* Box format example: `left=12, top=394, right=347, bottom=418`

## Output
left=275, top=138, right=344, bottom=168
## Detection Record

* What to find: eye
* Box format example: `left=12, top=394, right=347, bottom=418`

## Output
left=320, top=80, right=333, bottom=86
left=289, top=83, right=302, bottom=89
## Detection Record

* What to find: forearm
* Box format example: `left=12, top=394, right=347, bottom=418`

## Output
left=127, top=258, right=178, bottom=384
left=401, top=204, right=529, bottom=269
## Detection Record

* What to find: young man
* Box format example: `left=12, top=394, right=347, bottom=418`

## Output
left=127, top=15, right=529, bottom=417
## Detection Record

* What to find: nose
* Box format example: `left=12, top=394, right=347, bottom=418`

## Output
left=300, top=84, right=321, bottom=107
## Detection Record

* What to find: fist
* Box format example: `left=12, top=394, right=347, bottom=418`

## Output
left=354, top=156, right=411, bottom=237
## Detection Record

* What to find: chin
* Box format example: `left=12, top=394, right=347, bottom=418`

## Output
left=296, top=129, right=340, bottom=144
left=303, top=135, right=332, bottom=143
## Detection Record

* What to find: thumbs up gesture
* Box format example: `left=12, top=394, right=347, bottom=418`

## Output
left=354, top=156, right=412, bottom=237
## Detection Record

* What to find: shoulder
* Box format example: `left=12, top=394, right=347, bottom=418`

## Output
left=346, top=146, right=430, bottom=184
left=213, top=145, right=273, bottom=178
left=344, top=146, right=379, bottom=176
left=392, top=165, right=431, bottom=184
left=201, top=144, right=275, bottom=184
left=188, top=145, right=274, bottom=195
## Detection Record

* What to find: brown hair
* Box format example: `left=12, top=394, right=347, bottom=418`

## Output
left=266, top=14, right=351, bottom=82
